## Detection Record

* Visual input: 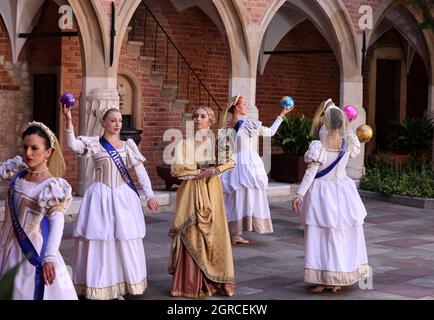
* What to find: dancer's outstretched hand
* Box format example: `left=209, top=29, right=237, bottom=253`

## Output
left=61, top=103, right=72, bottom=120
left=279, top=106, right=293, bottom=117
left=147, top=198, right=159, bottom=211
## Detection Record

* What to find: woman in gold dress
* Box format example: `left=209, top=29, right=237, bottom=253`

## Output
left=168, top=106, right=236, bottom=298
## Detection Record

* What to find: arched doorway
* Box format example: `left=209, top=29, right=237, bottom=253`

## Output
left=257, top=0, right=342, bottom=126
left=365, top=5, right=431, bottom=154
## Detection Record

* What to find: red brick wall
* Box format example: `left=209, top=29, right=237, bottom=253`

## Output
left=241, top=0, right=274, bottom=23
left=256, top=20, right=340, bottom=129
left=120, top=0, right=230, bottom=189
left=20, top=0, right=83, bottom=192
left=60, top=32, right=82, bottom=192
left=342, top=0, right=381, bottom=32
left=102, top=0, right=122, bottom=21
left=240, top=0, right=383, bottom=31
left=27, top=0, right=61, bottom=66
left=0, top=17, right=18, bottom=90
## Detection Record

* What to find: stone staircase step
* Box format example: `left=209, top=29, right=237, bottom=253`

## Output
left=161, top=84, right=178, bottom=99
left=150, top=71, right=164, bottom=85
left=127, top=41, right=143, bottom=56
left=172, top=98, right=189, bottom=112
left=138, top=56, right=155, bottom=72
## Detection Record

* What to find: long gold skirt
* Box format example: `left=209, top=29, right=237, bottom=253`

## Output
left=168, top=176, right=236, bottom=298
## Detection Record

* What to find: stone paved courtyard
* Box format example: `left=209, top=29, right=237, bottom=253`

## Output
left=60, top=198, right=434, bottom=300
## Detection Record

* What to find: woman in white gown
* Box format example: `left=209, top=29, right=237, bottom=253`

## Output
left=62, top=104, right=159, bottom=300
left=0, top=122, right=77, bottom=300
left=221, top=96, right=292, bottom=244
left=293, top=105, right=369, bottom=293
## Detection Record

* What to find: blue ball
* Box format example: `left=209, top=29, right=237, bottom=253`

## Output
left=280, top=96, right=294, bottom=109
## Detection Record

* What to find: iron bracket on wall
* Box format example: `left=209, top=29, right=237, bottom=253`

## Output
left=18, top=32, right=78, bottom=38
left=361, top=30, right=367, bottom=76
left=263, top=49, right=333, bottom=55
left=110, top=1, right=116, bottom=67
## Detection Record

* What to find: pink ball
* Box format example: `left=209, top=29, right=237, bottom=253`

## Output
left=343, top=105, right=358, bottom=122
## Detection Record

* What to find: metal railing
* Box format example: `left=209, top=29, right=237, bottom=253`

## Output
left=130, top=1, right=223, bottom=116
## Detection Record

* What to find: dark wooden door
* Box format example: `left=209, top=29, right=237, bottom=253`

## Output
left=375, top=59, right=401, bottom=151
left=33, top=74, right=58, bottom=136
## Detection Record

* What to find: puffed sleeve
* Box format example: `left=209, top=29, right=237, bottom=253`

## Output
left=0, top=156, right=27, bottom=180
left=38, top=178, right=73, bottom=216
left=260, top=116, right=284, bottom=136
left=171, top=140, right=201, bottom=178
left=346, top=129, right=361, bottom=159
left=241, top=121, right=262, bottom=137
left=65, top=130, right=100, bottom=157
left=296, top=140, right=326, bottom=197
left=304, top=140, right=327, bottom=164
left=125, top=139, right=146, bottom=168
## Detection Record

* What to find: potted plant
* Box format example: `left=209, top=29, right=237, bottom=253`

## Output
left=370, top=116, right=433, bottom=165
left=270, top=115, right=312, bottom=183
left=388, top=116, right=433, bottom=157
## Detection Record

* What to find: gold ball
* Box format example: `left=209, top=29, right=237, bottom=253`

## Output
left=356, top=124, right=373, bottom=143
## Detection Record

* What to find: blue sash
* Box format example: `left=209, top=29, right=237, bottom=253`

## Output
left=8, top=170, right=50, bottom=300
left=99, top=137, right=139, bottom=197
left=315, top=139, right=347, bottom=179
left=234, top=120, right=244, bottom=132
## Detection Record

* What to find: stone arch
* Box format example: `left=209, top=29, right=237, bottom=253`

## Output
left=365, top=0, right=434, bottom=166
left=112, top=0, right=142, bottom=72
left=257, top=0, right=359, bottom=81
left=213, top=0, right=250, bottom=78
left=369, top=0, right=434, bottom=86
left=117, top=68, right=143, bottom=129
left=68, top=0, right=110, bottom=78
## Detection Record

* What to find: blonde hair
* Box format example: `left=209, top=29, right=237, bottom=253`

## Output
left=192, top=106, right=216, bottom=125
left=310, top=99, right=336, bottom=139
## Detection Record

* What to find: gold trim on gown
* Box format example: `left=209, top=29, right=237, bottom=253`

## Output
left=168, top=138, right=236, bottom=298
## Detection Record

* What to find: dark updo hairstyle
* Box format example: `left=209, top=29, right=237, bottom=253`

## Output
left=22, top=126, right=51, bottom=150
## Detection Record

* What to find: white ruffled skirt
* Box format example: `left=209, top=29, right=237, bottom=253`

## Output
left=300, top=177, right=369, bottom=285
left=72, top=238, right=147, bottom=300
left=222, top=152, right=273, bottom=235
left=72, top=181, right=147, bottom=299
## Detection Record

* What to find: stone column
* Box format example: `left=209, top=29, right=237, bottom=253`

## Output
left=77, top=85, right=120, bottom=196
left=229, top=76, right=258, bottom=121
left=341, top=79, right=365, bottom=180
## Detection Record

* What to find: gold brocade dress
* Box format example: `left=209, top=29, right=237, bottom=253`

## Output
left=168, top=137, right=236, bottom=298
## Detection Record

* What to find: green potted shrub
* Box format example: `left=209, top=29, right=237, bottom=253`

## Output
left=270, top=115, right=312, bottom=182
left=387, top=116, right=433, bottom=158
left=369, top=116, right=433, bottom=165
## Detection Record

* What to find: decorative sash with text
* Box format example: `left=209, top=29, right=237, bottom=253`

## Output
left=99, top=137, right=139, bottom=197
left=8, top=170, right=50, bottom=300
